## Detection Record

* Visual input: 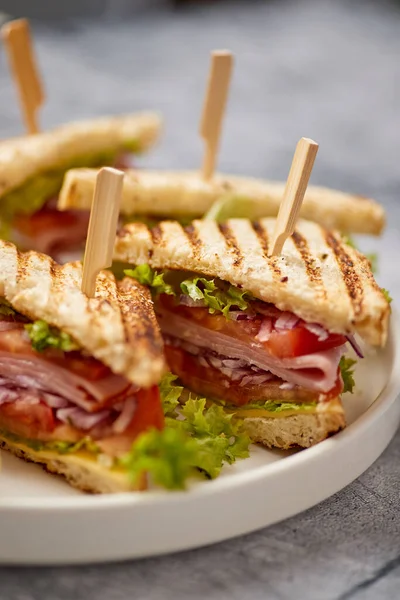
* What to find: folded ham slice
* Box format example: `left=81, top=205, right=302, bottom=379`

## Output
left=157, top=306, right=345, bottom=394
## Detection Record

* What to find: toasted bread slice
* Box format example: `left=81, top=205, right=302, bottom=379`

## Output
left=0, top=437, right=144, bottom=493
left=114, top=218, right=390, bottom=346
left=59, top=169, right=385, bottom=235
left=0, top=112, right=162, bottom=199
left=0, top=240, right=165, bottom=387
left=242, top=398, right=345, bottom=449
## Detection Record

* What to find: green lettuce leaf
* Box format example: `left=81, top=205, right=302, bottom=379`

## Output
left=342, top=235, right=378, bottom=274
left=43, top=437, right=100, bottom=455
left=223, top=399, right=319, bottom=413
left=0, top=429, right=99, bottom=455
left=121, top=373, right=251, bottom=488
left=340, top=356, right=357, bottom=394
left=180, top=276, right=252, bottom=318
left=125, top=264, right=175, bottom=296
left=366, top=253, right=378, bottom=274
left=125, top=264, right=252, bottom=319
left=159, top=372, right=183, bottom=416
left=381, top=288, right=392, bottom=303
left=119, top=427, right=199, bottom=490
left=204, top=194, right=258, bottom=222
left=0, top=298, right=20, bottom=318
left=177, top=398, right=250, bottom=466
left=25, top=320, right=79, bottom=353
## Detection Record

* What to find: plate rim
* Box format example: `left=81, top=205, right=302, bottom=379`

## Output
left=2, top=309, right=399, bottom=513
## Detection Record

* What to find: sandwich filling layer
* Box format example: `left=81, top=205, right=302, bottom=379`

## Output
left=0, top=306, right=164, bottom=462
left=3, top=150, right=134, bottom=262
left=127, top=266, right=357, bottom=418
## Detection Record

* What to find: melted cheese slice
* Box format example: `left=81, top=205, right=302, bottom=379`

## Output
left=0, top=434, right=143, bottom=492
left=231, top=397, right=343, bottom=420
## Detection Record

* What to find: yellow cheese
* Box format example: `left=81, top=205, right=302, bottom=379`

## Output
left=233, top=406, right=318, bottom=419
left=230, top=397, right=343, bottom=420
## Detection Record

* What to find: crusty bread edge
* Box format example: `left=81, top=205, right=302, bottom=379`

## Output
left=243, top=408, right=346, bottom=450
left=58, top=169, right=385, bottom=235
left=0, top=438, right=145, bottom=494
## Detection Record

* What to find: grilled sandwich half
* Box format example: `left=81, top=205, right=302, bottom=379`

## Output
left=0, top=112, right=162, bottom=262
left=59, top=169, right=385, bottom=235
left=0, top=241, right=165, bottom=493
left=114, top=218, right=390, bottom=450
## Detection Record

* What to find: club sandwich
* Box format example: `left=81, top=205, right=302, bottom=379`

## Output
left=0, top=112, right=161, bottom=261
left=113, top=217, right=390, bottom=449
left=59, top=169, right=385, bottom=235
left=0, top=241, right=166, bottom=493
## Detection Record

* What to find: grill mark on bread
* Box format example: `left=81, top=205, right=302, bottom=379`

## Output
left=325, top=231, right=364, bottom=314
left=15, top=248, right=33, bottom=284
left=251, top=221, right=269, bottom=257
left=218, top=223, right=243, bottom=266
left=251, top=221, right=282, bottom=279
left=183, top=224, right=202, bottom=259
left=118, top=277, right=163, bottom=355
left=150, top=225, right=163, bottom=246
left=292, top=231, right=326, bottom=299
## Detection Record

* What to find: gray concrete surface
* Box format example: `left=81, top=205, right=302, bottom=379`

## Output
left=0, top=0, right=399, bottom=598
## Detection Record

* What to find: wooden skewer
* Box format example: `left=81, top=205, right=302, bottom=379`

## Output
left=199, top=50, right=233, bottom=181
left=1, top=18, right=45, bottom=134
left=269, top=137, right=319, bottom=256
left=81, top=167, right=124, bottom=298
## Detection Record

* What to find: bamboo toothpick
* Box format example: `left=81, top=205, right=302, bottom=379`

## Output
left=81, top=167, right=124, bottom=298
left=269, top=137, right=319, bottom=256
left=200, top=50, right=233, bottom=181
left=1, top=18, right=44, bottom=134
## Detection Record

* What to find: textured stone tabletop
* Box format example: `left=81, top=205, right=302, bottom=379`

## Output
left=0, top=1, right=400, bottom=598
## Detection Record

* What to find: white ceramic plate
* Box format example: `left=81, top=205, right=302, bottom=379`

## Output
left=0, top=313, right=399, bottom=566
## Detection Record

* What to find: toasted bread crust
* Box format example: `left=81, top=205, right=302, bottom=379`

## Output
left=114, top=218, right=390, bottom=346
left=59, top=169, right=385, bottom=235
left=243, top=400, right=346, bottom=449
left=0, top=112, right=162, bottom=198
left=0, top=241, right=165, bottom=387
left=0, top=439, right=145, bottom=493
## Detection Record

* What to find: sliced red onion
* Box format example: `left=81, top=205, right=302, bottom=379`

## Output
left=228, top=311, right=256, bottom=321
left=279, top=382, right=295, bottom=390
left=179, top=295, right=206, bottom=308
left=345, top=335, right=364, bottom=358
left=230, top=370, right=248, bottom=382
left=0, top=388, right=19, bottom=404
left=239, top=374, right=273, bottom=387
left=256, top=318, right=272, bottom=342
left=221, top=359, right=248, bottom=369
left=42, top=393, right=69, bottom=409
left=208, top=356, right=224, bottom=369
left=274, top=312, right=299, bottom=330
left=303, top=322, right=329, bottom=341
left=112, top=397, right=137, bottom=433
left=57, top=407, right=110, bottom=430
left=219, top=367, right=235, bottom=379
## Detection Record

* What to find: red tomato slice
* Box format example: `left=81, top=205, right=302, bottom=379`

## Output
left=165, top=345, right=342, bottom=406
left=98, top=386, right=164, bottom=456
left=0, top=399, right=55, bottom=439
left=126, top=386, right=164, bottom=438
left=159, top=295, right=346, bottom=359
left=14, top=206, right=89, bottom=240
left=265, top=326, right=347, bottom=359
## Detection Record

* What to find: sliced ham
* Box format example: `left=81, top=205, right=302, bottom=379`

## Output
left=158, top=307, right=344, bottom=393
left=0, top=353, right=131, bottom=412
